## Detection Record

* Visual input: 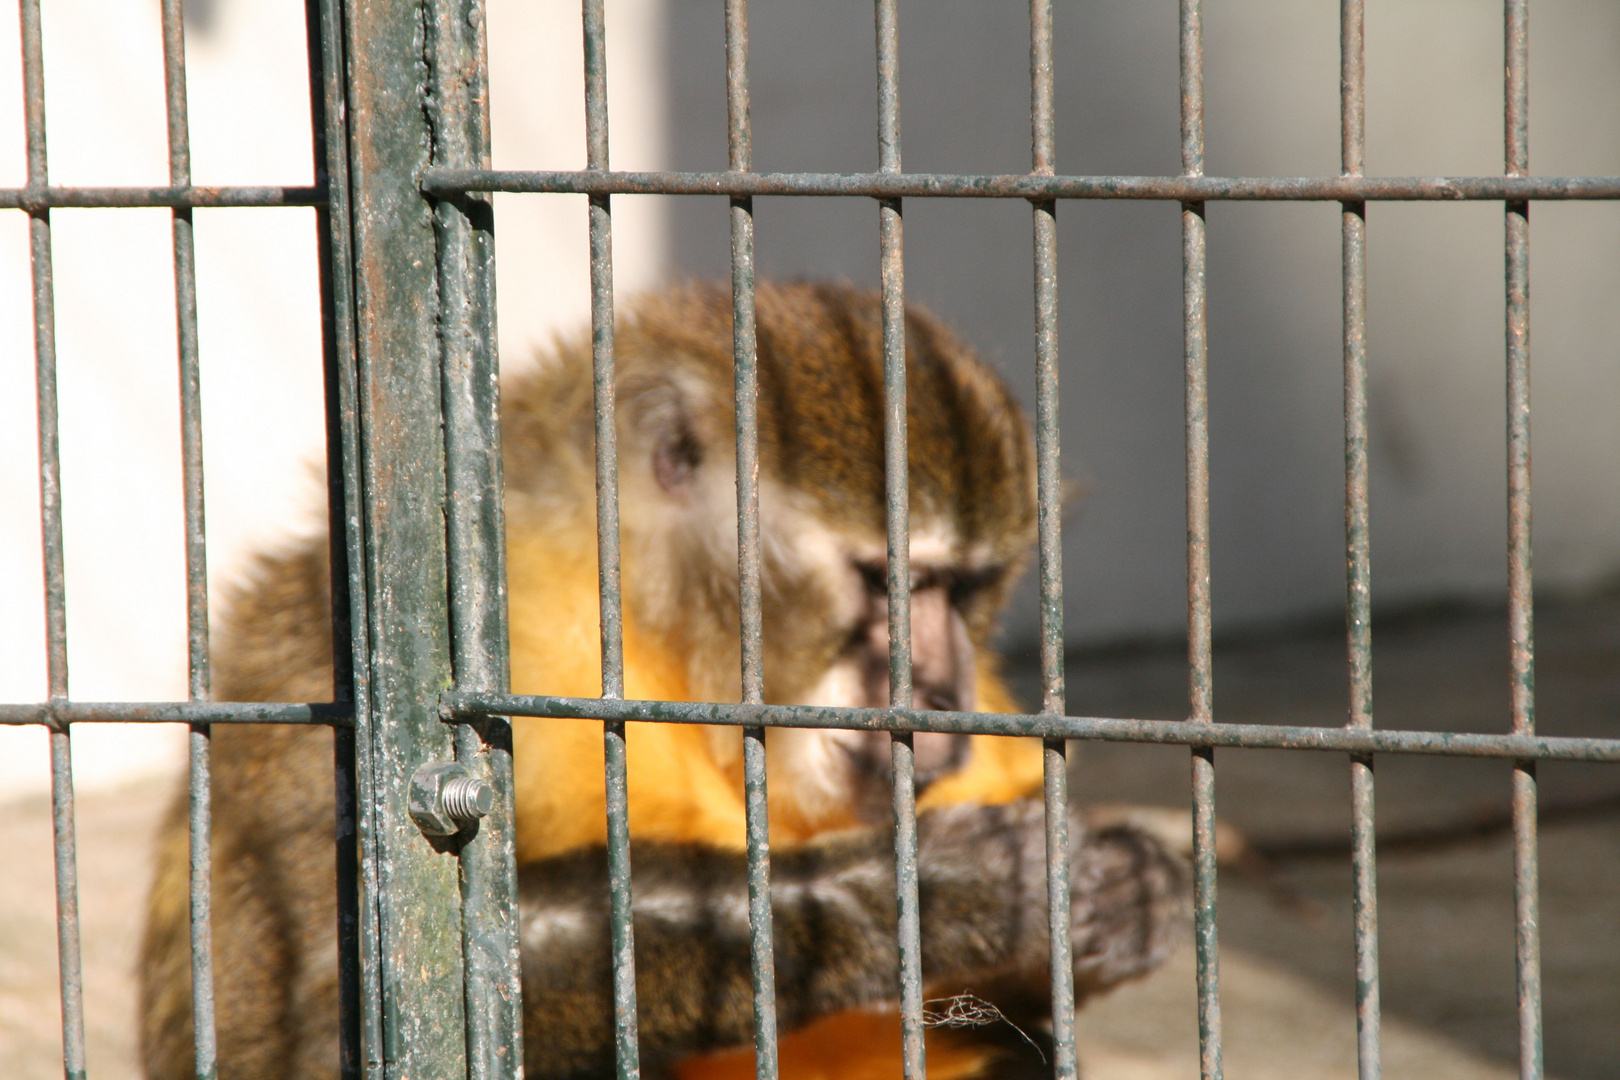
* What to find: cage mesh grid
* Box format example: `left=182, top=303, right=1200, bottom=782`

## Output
left=4, top=1, right=1620, bottom=1079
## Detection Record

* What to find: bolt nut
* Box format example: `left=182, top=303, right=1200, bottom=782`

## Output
left=409, top=762, right=494, bottom=837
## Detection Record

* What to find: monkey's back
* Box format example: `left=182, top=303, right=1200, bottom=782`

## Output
left=140, top=542, right=346, bottom=1080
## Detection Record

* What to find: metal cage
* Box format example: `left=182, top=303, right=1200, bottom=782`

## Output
left=6, top=1, right=1620, bottom=1079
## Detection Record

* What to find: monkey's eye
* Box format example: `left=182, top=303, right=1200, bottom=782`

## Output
left=653, top=425, right=703, bottom=495
left=854, top=561, right=889, bottom=598
left=945, top=566, right=1005, bottom=608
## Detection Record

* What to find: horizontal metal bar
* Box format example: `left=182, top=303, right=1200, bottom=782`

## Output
left=0, top=185, right=327, bottom=210
left=0, top=701, right=353, bottom=727
left=440, top=691, right=1620, bottom=762
left=422, top=169, right=1620, bottom=202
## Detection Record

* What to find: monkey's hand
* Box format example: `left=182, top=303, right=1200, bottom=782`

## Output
left=917, top=800, right=1190, bottom=1002
left=518, top=801, right=1188, bottom=1079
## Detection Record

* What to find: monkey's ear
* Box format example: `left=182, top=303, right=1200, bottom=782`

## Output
left=652, top=417, right=704, bottom=496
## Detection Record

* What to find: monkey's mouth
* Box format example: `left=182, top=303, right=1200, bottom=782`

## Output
left=837, top=730, right=973, bottom=822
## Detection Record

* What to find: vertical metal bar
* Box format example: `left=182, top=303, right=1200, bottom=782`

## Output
left=1503, top=4, right=1541, bottom=1078
left=159, top=0, right=210, bottom=702
left=874, top=3, right=923, bottom=1078
left=1179, top=3, right=1222, bottom=1078
left=424, top=0, right=524, bottom=1075
left=726, top=3, right=779, bottom=1078
left=342, top=0, right=470, bottom=1069
left=157, top=5, right=220, bottom=1075
left=303, top=0, right=383, bottom=1072
left=22, top=0, right=61, bottom=700
left=48, top=727, right=85, bottom=1080
left=1340, top=3, right=1381, bottom=1078
left=1029, top=4, right=1075, bottom=1080
left=21, top=1, right=87, bottom=1076
left=581, top=3, right=640, bottom=1077
left=583, top=0, right=623, bottom=699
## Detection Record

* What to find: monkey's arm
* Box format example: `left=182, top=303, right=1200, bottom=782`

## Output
left=519, top=800, right=1187, bottom=1079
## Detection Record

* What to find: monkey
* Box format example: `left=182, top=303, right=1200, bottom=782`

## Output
left=140, top=281, right=1188, bottom=1080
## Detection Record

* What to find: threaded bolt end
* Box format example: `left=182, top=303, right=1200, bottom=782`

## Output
left=441, top=775, right=494, bottom=823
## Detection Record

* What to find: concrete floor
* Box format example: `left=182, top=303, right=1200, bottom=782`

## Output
left=3, top=594, right=1617, bottom=1079
left=1027, top=590, right=1620, bottom=1079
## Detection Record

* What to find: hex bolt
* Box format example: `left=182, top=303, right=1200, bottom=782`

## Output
left=409, top=762, right=495, bottom=837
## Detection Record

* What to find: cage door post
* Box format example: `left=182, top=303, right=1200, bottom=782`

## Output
left=340, top=0, right=482, bottom=1071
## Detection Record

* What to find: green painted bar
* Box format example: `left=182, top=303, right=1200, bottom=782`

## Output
left=299, top=0, right=382, bottom=1070
left=723, top=2, right=780, bottom=1077
left=425, top=0, right=524, bottom=1076
left=342, top=0, right=470, bottom=1071
left=1339, top=2, right=1382, bottom=1077
left=421, top=167, right=1620, bottom=202
left=1503, top=4, right=1542, bottom=1077
left=1028, top=2, right=1076, bottom=1078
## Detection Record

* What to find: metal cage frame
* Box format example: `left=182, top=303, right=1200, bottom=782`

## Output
left=6, top=1, right=1620, bottom=1079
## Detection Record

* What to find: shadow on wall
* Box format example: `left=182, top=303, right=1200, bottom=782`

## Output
left=661, top=0, right=1620, bottom=649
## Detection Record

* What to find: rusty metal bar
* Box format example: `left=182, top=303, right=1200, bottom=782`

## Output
left=1028, top=2, right=1075, bottom=1078
left=0, top=184, right=327, bottom=208
left=724, top=2, right=779, bottom=1078
left=1180, top=2, right=1222, bottom=1077
left=579, top=2, right=640, bottom=1076
left=1503, top=3, right=1542, bottom=1078
left=343, top=0, right=475, bottom=1066
left=873, top=2, right=924, bottom=1077
left=157, top=3, right=221, bottom=1073
left=424, top=0, right=524, bottom=1074
left=0, top=701, right=351, bottom=725
left=422, top=168, right=1620, bottom=202
left=48, top=733, right=84, bottom=1080
left=301, top=0, right=381, bottom=1071
left=1340, top=3, right=1381, bottom=1078
left=19, top=0, right=85, bottom=1074
left=583, top=0, right=623, bottom=703
left=442, top=691, right=1620, bottom=762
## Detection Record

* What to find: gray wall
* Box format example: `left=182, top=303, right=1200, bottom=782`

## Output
left=659, top=0, right=1620, bottom=650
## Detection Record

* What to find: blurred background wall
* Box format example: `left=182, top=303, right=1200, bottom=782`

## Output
left=659, top=0, right=1620, bottom=650
left=3, top=0, right=1618, bottom=794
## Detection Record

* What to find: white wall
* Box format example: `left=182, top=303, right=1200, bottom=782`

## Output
left=0, top=0, right=667, bottom=796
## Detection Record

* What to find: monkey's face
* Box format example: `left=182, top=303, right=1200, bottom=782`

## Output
left=753, top=507, right=1020, bottom=826
left=597, top=281, right=1038, bottom=833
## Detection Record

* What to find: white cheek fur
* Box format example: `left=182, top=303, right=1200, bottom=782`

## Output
left=765, top=659, right=877, bottom=827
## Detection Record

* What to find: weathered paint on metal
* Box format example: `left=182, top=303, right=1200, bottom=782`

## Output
left=49, top=732, right=86, bottom=1080
left=342, top=0, right=472, bottom=1071
left=0, top=184, right=326, bottom=208
left=0, top=701, right=352, bottom=726
left=423, top=168, right=1620, bottom=202
left=157, top=2, right=221, bottom=1072
left=579, top=3, right=643, bottom=1077
left=1339, top=3, right=1382, bottom=1077
left=442, top=692, right=1620, bottom=762
left=424, top=0, right=525, bottom=1074
left=724, top=3, right=781, bottom=1078
left=872, top=3, right=925, bottom=1077
left=1028, top=3, right=1076, bottom=1079
left=20, top=0, right=86, bottom=1074
left=1503, top=4, right=1542, bottom=1078
left=300, top=0, right=384, bottom=1070
left=1179, top=4, right=1223, bottom=1076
